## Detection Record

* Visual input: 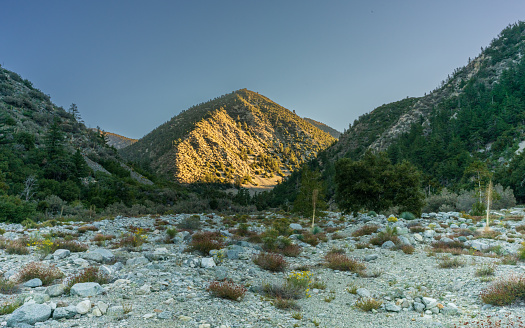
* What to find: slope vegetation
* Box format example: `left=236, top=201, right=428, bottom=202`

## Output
left=121, top=89, right=336, bottom=188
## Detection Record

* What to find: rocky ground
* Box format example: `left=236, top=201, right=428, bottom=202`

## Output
left=2, top=210, right=525, bottom=328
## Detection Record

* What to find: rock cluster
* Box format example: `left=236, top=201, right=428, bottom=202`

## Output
left=1, top=210, right=525, bottom=327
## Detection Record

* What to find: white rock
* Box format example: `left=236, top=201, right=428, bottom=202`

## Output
left=200, top=257, right=216, bottom=268
left=76, top=300, right=91, bottom=315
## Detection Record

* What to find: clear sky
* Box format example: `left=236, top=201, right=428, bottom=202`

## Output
left=1, top=1, right=524, bottom=139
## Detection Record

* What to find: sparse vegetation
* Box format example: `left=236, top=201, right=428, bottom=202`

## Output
left=207, top=280, right=247, bottom=301
left=324, top=253, right=365, bottom=274
left=16, top=262, right=64, bottom=286
left=355, top=297, right=382, bottom=312
left=253, top=252, right=287, bottom=272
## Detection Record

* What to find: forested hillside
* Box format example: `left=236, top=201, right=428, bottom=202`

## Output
left=267, top=22, right=525, bottom=208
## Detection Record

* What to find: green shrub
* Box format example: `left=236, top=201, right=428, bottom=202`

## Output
left=0, top=195, right=36, bottom=224
left=178, top=215, right=202, bottom=230
left=370, top=227, right=399, bottom=246
left=400, top=212, right=416, bottom=220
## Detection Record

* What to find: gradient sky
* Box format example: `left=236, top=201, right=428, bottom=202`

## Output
left=1, top=1, right=524, bottom=139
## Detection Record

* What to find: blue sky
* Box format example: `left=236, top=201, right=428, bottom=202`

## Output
left=1, top=1, right=524, bottom=139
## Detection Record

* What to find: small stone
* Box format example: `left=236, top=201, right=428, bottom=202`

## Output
left=126, top=256, right=150, bottom=266
left=45, top=284, right=67, bottom=297
left=143, top=313, right=156, bottom=319
left=23, top=278, right=42, bottom=288
left=52, top=305, right=78, bottom=320
left=96, top=301, right=108, bottom=314
left=413, top=233, right=423, bottom=242
left=289, top=223, right=303, bottom=230
left=76, top=300, right=91, bottom=315
left=200, top=257, right=216, bottom=268
left=83, top=248, right=115, bottom=263
left=136, top=284, right=151, bottom=295
left=364, top=254, right=378, bottom=261
left=157, top=311, right=172, bottom=319
left=53, top=249, right=71, bottom=260
left=70, top=282, right=106, bottom=297
left=385, top=302, right=401, bottom=312
left=356, top=288, right=371, bottom=298
left=381, top=241, right=396, bottom=249
left=442, top=302, right=459, bottom=315
left=92, top=308, right=102, bottom=317
left=422, top=297, right=438, bottom=309
left=179, top=315, right=193, bottom=321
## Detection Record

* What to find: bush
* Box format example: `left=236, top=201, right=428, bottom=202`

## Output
left=480, top=275, right=525, bottom=305
left=53, top=240, right=89, bottom=252
left=187, top=231, right=224, bottom=254
left=0, top=278, right=20, bottom=295
left=207, top=280, right=246, bottom=301
left=370, top=227, right=400, bottom=246
left=400, top=212, right=416, bottom=220
left=0, top=297, right=23, bottom=315
left=65, top=266, right=110, bottom=291
left=355, top=297, right=382, bottom=311
left=297, top=231, right=327, bottom=246
left=78, top=225, right=99, bottom=233
left=0, top=195, right=36, bottom=223
left=398, top=244, right=415, bottom=254
left=5, top=240, right=30, bottom=255
left=438, top=256, right=466, bottom=268
left=253, top=252, right=287, bottom=272
left=274, top=297, right=300, bottom=310
left=476, top=263, right=497, bottom=277
left=423, top=188, right=458, bottom=213
left=262, top=282, right=304, bottom=300
left=351, top=225, right=379, bottom=237
left=324, top=253, right=365, bottom=274
left=409, top=225, right=425, bottom=233
left=16, top=262, right=64, bottom=286
left=178, top=215, right=202, bottom=230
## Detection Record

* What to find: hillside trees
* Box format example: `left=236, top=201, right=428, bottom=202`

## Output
left=335, top=151, right=424, bottom=216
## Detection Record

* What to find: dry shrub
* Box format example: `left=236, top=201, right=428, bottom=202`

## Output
left=0, top=278, right=20, bottom=295
left=297, top=231, right=327, bottom=246
left=369, top=229, right=400, bottom=246
left=16, top=262, right=64, bottom=286
left=274, top=297, right=300, bottom=310
left=324, top=253, right=365, bottom=274
left=438, top=256, right=466, bottom=269
left=5, top=240, right=30, bottom=255
left=352, top=225, right=380, bottom=237
left=409, top=225, right=425, bottom=233
left=65, top=266, right=110, bottom=291
left=187, top=231, right=224, bottom=255
left=77, top=225, right=98, bottom=233
left=53, top=239, right=88, bottom=252
left=253, top=252, right=287, bottom=272
left=355, top=297, right=382, bottom=311
left=262, top=282, right=304, bottom=300
left=399, top=244, right=415, bottom=254
left=480, top=275, right=525, bottom=306
left=207, top=280, right=246, bottom=301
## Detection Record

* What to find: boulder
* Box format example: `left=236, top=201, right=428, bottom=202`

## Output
left=70, top=282, right=106, bottom=297
left=7, top=303, right=52, bottom=327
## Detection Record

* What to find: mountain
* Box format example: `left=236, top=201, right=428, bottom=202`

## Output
left=308, top=22, right=525, bottom=202
left=303, top=118, right=341, bottom=139
left=120, top=89, right=336, bottom=189
left=89, top=129, right=137, bottom=149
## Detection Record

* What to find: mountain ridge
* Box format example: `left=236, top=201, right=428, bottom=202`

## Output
left=121, top=89, right=336, bottom=188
